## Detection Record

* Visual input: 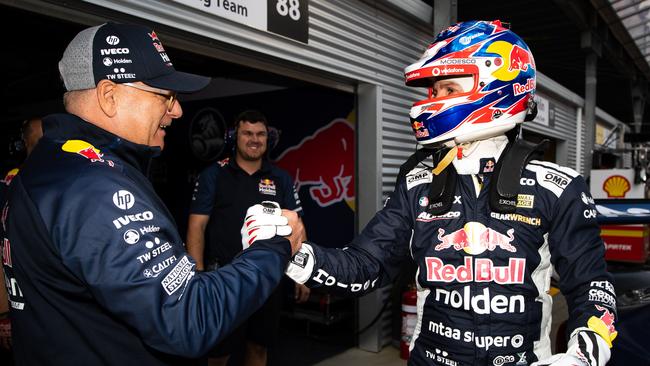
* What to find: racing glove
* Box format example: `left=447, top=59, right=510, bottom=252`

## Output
left=532, top=328, right=612, bottom=366
left=240, top=201, right=292, bottom=250
left=285, top=243, right=315, bottom=284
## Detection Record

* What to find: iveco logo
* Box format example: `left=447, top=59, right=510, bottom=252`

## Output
left=101, top=48, right=130, bottom=55
left=106, top=35, right=120, bottom=45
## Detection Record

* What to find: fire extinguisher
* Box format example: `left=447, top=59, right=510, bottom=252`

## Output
left=400, top=284, right=418, bottom=360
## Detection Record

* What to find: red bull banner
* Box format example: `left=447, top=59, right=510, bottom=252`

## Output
left=274, top=119, right=354, bottom=208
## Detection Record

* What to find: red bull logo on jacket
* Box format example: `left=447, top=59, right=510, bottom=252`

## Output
left=61, top=140, right=114, bottom=167
left=426, top=256, right=525, bottom=284
left=274, top=119, right=354, bottom=208
left=259, top=178, right=276, bottom=196
left=435, top=222, right=516, bottom=254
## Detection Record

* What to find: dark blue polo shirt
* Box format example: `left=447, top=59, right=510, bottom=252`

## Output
left=190, top=157, right=302, bottom=266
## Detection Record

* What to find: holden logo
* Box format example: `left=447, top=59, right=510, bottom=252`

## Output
left=123, top=229, right=140, bottom=245
left=106, top=35, right=120, bottom=45
left=103, top=57, right=113, bottom=66
left=113, top=190, right=135, bottom=210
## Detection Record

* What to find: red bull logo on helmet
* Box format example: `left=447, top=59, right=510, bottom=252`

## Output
left=487, top=41, right=535, bottom=82
left=435, top=222, right=516, bottom=254
left=509, top=45, right=533, bottom=72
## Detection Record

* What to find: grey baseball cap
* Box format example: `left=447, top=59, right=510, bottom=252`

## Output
left=58, top=22, right=210, bottom=93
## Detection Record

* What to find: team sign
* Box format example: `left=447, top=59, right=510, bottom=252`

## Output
left=173, top=0, right=309, bottom=43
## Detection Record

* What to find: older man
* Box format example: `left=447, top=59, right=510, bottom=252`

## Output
left=1, top=22, right=302, bottom=366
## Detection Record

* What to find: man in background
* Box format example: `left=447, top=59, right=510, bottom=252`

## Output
left=187, top=110, right=309, bottom=366
left=0, top=117, right=43, bottom=361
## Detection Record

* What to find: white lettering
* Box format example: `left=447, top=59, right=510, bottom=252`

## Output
left=100, top=48, right=130, bottom=55
left=519, top=177, right=535, bottom=186
left=311, top=268, right=379, bottom=293
left=161, top=256, right=194, bottom=296
left=417, top=211, right=461, bottom=222
left=428, top=321, right=524, bottom=350
left=435, top=287, right=525, bottom=314
left=113, top=211, right=154, bottom=229
left=588, top=289, right=616, bottom=307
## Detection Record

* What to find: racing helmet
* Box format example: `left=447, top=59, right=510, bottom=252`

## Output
left=404, top=20, right=536, bottom=145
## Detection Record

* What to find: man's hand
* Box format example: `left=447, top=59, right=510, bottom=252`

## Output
left=532, top=329, right=610, bottom=366
left=294, top=283, right=310, bottom=303
left=0, top=317, right=11, bottom=350
left=282, top=209, right=305, bottom=255
left=240, top=201, right=291, bottom=250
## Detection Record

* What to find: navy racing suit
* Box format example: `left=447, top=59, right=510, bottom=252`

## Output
left=1, top=114, right=292, bottom=365
left=286, top=142, right=617, bottom=366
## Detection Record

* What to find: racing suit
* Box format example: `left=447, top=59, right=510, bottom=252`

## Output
left=287, top=136, right=617, bottom=366
left=1, top=114, right=292, bottom=365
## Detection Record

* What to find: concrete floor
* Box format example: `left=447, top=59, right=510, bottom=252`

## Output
left=314, top=345, right=405, bottom=366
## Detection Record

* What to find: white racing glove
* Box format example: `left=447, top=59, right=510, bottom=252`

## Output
left=532, top=329, right=611, bottom=366
left=240, top=201, right=292, bottom=250
left=285, top=243, right=315, bottom=284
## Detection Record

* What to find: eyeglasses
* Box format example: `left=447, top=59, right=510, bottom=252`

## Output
left=122, top=82, right=177, bottom=113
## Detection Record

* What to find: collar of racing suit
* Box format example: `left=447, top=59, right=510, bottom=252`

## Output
left=451, top=135, right=509, bottom=175
left=41, top=113, right=160, bottom=174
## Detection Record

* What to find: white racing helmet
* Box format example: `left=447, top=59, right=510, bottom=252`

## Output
left=405, top=20, right=537, bottom=145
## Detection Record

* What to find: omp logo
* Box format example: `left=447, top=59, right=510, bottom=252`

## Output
left=543, top=172, right=569, bottom=189
left=406, top=170, right=432, bottom=190
left=113, top=190, right=135, bottom=210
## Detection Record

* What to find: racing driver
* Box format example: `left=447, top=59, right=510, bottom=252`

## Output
left=242, top=20, right=618, bottom=366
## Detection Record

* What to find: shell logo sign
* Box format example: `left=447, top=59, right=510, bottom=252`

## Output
left=602, top=175, right=631, bottom=198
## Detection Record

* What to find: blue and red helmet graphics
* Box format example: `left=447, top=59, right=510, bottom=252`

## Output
left=404, top=20, right=536, bottom=145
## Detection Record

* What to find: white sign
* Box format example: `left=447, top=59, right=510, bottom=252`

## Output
left=533, top=95, right=549, bottom=126
left=172, top=0, right=308, bottom=43
left=590, top=169, right=645, bottom=199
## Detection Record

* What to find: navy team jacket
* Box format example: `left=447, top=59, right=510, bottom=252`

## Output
left=1, top=114, right=291, bottom=365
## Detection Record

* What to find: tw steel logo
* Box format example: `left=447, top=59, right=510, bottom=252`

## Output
left=425, top=256, right=526, bottom=284
left=435, top=222, right=516, bottom=254
left=274, top=119, right=354, bottom=208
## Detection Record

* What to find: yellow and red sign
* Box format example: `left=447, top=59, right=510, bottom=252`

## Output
left=600, top=224, right=649, bottom=263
